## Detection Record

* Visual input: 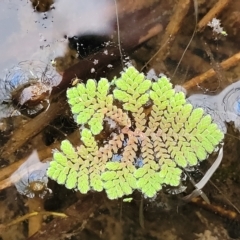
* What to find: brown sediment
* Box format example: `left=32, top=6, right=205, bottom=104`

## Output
left=183, top=51, right=240, bottom=90
left=169, top=44, right=211, bottom=75
left=118, top=0, right=161, bottom=14
left=27, top=193, right=104, bottom=240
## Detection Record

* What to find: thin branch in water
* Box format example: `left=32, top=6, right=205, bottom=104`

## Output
left=113, top=0, right=124, bottom=68
left=183, top=51, right=240, bottom=90
left=0, top=211, right=67, bottom=230
left=172, top=0, right=198, bottom=78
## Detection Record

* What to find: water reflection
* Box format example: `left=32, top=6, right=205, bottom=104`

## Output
left=0, top=60, right=60, bottom=102
left=0, top=0, right=116, bottom=119
left=0, top=0, right=114, bottom=77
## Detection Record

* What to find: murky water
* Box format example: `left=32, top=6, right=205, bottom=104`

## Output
left=1, top=0, right=240, bottom=239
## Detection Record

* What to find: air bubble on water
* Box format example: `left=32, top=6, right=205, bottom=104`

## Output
left=10, top=150, right=50, bottom=198
left=187, top=80, right=240, bottom=133
left=112, top=154, right=122, bottom=162
left=187, top=94, right=227, bottom=133
left=146, top=69, right=158, bottom=81
left=0, top=60, right=62, bottom=118
left=135, top=156, right=144, bottom=167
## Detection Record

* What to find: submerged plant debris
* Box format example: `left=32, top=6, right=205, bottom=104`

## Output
left=47, top=66, right=224, bottom=199
left=207, top=18, right=227, bottom=36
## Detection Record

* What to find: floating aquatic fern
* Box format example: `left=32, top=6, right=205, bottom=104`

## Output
left=47, top=66, right=224, bottom=199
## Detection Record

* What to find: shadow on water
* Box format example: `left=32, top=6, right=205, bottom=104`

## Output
left=1, top=0, right=240, bottom=239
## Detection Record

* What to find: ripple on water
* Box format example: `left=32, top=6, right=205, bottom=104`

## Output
left=10, top=150, right=51, bottom=198
left=0, top=60, right=61, bottom=119
left=187, top=80, right=240, bottom=133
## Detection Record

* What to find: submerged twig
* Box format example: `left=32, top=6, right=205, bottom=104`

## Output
left=28, top=198, right=45, bottom=237
left=0, top=92, right=67, bottom=160
left=183, top=51, right=240, bottom=90
left=191, top=197, right=240, bottom=222
left=141, top=0, right=191, bottom=71
left=0, top=211, right=67, bottom=230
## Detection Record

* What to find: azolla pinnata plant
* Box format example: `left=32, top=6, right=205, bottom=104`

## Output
left=47, top=66, right=224, bottom=199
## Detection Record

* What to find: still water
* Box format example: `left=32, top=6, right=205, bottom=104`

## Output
left=0, top=0, right=240, bottom=239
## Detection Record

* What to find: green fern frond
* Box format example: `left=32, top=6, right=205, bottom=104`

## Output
left=135, top=166, right=163, bottom=198
left=48, top=66, right=225, bottom=200
left=114, top=66, right=151, bottom=112
left=67, top=78, right=111, bottom=135
left=102, top=162, right=136, bottom=199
